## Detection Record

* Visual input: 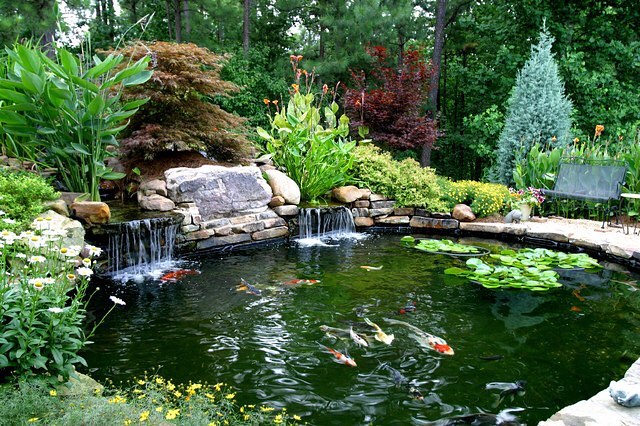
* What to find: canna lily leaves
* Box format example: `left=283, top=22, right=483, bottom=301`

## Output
left=444, top=247, right=601, bottom=291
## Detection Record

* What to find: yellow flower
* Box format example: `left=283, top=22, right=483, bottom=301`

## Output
left=155, top=407, right=163, bottom=413
left=155, top=377, right=164, bottom=385
left=225, top=393, right=235, bottom=399
left=139, top=411, right=150, bottom=422
left=293, top=414, right=302, bottom=421
left=208, top=423, right=219, bottom=426
left=260, top=406, right=275, bottom=412
left=93, top=388, right=101, bottom=395
left=28, top=418, right=39, bottom=423
left=165, top=409, right=180, bottom=420
left=205, top=393, right=215, bottom=400
left=214, top=382, right=223, bottom=392
left=573, top=137, right=580, bottom=143
left=240, top=406, right=244, bottom=413
left=137, top=379, right=146, bottom=385
left=124, top=421, right=132, bottom=426
left=174, top=391, right=182, bottom=398
left=244, top=414, right=251, bottom=421
left=49, top=390, right=57, bottom=396
left=274, top=414, right=283, bottom=424
left=166, top=382, right=175, bottom=391
left=291, top=84, right=299, bottom=93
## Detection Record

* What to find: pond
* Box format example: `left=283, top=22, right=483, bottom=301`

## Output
left=82, top=234, right=640, bottom=425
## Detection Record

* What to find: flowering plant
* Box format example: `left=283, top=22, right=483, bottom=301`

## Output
left=507, top=187, right=545, bottom=209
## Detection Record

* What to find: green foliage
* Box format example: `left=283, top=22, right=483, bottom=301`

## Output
left=0, top=42, right=151, bottom=201
left=513, top=143, right=563, bottom=191
left=445, top=180, right=509, bottom=217
left=0, top=376, right=299, bottom=425
left=349, top=144, right=446, bottom=210
left=258, top=81, right=356, bottom=203
left=493, top=26, right=573, bottom=185
left=445, top=248, right=601, bottom=291
left=0, top=171, right=58, bottom=230
left=0, top=218, right=110, bottom=385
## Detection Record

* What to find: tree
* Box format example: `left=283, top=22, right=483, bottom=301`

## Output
left=492, top=25, right=572, bottom=186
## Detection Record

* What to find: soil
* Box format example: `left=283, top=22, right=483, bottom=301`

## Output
left=124, top=151, right=235, bottom=182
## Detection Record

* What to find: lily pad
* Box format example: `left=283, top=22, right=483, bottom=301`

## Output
left=401, top=237, right=489, bottom=257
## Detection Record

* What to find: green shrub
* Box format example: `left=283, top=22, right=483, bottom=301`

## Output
left=445, top=180, right=509, bottom=217
left=349, top=144, right=447, bottom=210
left=0, top=171, right=58, bottom=231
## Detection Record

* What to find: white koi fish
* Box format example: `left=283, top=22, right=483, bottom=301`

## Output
left=349, top=327, right=369, bottom=347
left=364, top=318, right=394, bottom=345
left=319, top=344, right=357, bottom=367
left=383, top=317, right=454, bottom=355
left=360, top=265, right=383, bottom=271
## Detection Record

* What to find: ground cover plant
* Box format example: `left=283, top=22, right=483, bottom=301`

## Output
left=445, top=248, right=602, bottom=291
left=0, top=376, right=299, bottom=425
left=443, top=180, right=509, bottom=217
left=0, top=170, right=58, bottom=230
left=0, top=42, right=152, bottom=201
left=258, top=56, right=356, bottom=203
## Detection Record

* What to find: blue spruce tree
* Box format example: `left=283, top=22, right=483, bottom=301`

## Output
left=493, top=25, right=572, bottom=185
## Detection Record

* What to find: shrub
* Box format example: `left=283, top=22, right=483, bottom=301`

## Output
left=0, top=42, right=151, bottom=201
left=258, top=56, right=356, bottom=203
left=112, top=41, right=253, bottom=163
left=492, top=25, right=572, bottom=185
left=0, top=171, right=58, bottom=231
left=349, top=144, right=447, bottom=210
left=445, top=180, right=509, bottom=217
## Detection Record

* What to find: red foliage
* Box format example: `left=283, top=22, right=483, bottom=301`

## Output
left=345, top=46, right=438, bottom=151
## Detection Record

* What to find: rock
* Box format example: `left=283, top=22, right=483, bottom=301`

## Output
left=139, top=194, right=176, bottom=212
left=263, top=217, right=287, bottom=228
left=269, top=195, right=286, bottom=208
left=370, top=193, right=388, bottom=202
left=459, top=222, right=526, bottom=236
left=44, top=199, right=70, bottom=217
left=370, top=200, right=396, bottom=209
left=393, top=207, right=415, bottom=216
left=351, top=208, right=370, bottom=217
left=252, top=226, right=289, bottom=240
left=332, top=186, right=363, bottom=203
left=452, top=204, right=476, bottom=222
left=609, top=379, right=640, bottom=407
left=375, top=216, right=411, bottom=225
left=165, top=165, right=272, bottom=220
left=354, top=200, right=370, bottom=208
left=354, top=217, right=374, bottom=227
left=254, top=153, right=273, bottom=165
left=232, top=221, right=265, bottom=233
left=58, top=372, right=104, bottom=397
left=264, top=169, right=301, bottom=205
left=59, top=192, right=86, bottom=207
left=70, top=201, right=111, bottom=225
left=369, top=208, right=394, bottom=217
left=36, top=210, right=85, bottom=249
left=273, top=205, right=299, bottom=216
left=181, top=224, right=199, bottom=233
left=259, top=164, right=276, bottom=172
left=410, top=216, right=459, bottom=230
left=504, top=210, right=522, bottom=224
left=201, top=218, right=231, bottom=229
left=139, top=179, right=168, bottom=197
left=359, top=188, right=372, bottom=200
left=214, top=226, right=233, bottom=236
left=197, top=233, right=252, bottom=250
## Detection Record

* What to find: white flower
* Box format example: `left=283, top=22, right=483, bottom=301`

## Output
left=0, top=210, right=5, bottom=216
left=60, top=247, right=80, bottom=257
left=29, top=278, right=46, bottom=291
left=31, top=217, right=50, bottom=231
left=47, top=307, right=64, bottom=314
left=28, top=255, right=47, bottom=263
left=109, top=296, right=126, bottom=306
left=85, top=245, right=103, bottom=257
left=27, top=236, right=46, bottom=249
left=76, top=267, right=93, bottom=277
left=66, top=273, right=76, bottom=281
left=3, top=218, right=16, bottom=225
left=82, top=258, right=92, bottom=267
left=43, top=277, right=55, bottom=285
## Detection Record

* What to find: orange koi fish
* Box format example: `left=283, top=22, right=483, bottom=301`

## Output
left=236, top=278, right=262, bottom=296
left=360, top=265, right=383, bottom=271
left=319, top=344, right=357, bottom=367
left=160, top=269, right=200, bottom=282
left=283, top=278, right=321, bottom=285
left=383, top=317, right=454, bottom=355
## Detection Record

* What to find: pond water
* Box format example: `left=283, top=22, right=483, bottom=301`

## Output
left=82, top=234, right=640, bottom=425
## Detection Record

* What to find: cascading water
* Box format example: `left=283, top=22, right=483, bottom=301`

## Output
left=297, top=206, right=362, bottom=245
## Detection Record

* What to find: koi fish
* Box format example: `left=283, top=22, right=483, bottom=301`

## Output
left=380, top=362, right=408, bottom=387
left=283, top=278, right=320, bottom=285
left=360, top=265, right=383, bottom=271
left=319, top=324, right=350, bottom=340
left=364, top=318, right=394, bottom=345
left=486, top=381, right=526, bottom=406
left=570, top=305, right=582, bottom=312
left=349, top=327, right=369, bottom=347
left=383, top=317, right=454, bottom=355
left=399, top=300, right=417, bottom=315
left=236, top=278, right=262, bottom=296
left=319, top=344, right=357, bottom=367
left=437, top=408, right=524, bottom=425
left=160, top=269, right=200, bottom=282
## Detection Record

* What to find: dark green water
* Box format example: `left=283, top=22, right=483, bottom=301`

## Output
left=82, top=234, right=640, bottom=425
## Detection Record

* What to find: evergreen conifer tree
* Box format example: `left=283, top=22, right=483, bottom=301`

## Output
left=493, top=25, right=572, bottom=185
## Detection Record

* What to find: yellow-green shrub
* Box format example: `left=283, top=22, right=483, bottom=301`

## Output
left=349, top=144, right=448, bottom=210
left=445, top=180, right=509, bottom=217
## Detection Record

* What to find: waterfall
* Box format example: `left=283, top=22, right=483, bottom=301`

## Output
left=105, top=217, right=180, bottom=276
left=298, top=206, right=357, bottom=239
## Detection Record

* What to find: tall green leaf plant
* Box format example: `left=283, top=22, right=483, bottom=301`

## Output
left=0, top=43, right=152, bottom=201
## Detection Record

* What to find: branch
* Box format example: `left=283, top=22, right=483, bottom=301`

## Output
left=445, top=0, right=472, bottom=28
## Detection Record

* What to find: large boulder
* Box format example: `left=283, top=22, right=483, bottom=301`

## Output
left=139, top=194, right=176, bottom=212
left=36, top=210, right=85, bottom=249
left=332, top=186, right=362, bottom=203
left=264, top=169, right=300, bottom=205
left=452, top=204, right=476, bottom=222
left=165, top=165, right=272, bottom=220
left=70, top=201, right=111, bottom=225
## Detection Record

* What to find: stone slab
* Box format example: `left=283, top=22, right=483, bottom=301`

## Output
left=393, top=207, right=415, bottom=216
left=410, top=216, right=459, bottom=230
left=459, top=222, right=527, bottom=235
left=196, top=233, right=252, bottom=250
left=370, top=200, right=396, bottom=209
left=351, top=208, right=370, bottom=217
left=273, top=205, right=299, bottom=216
left=354, top=217, right=374, bottom=227
left=232, top=221, right=265, bottom=233
left=369, top=208, right=394, bottom=217
left=201, top=218, right=231, bottom=229
left=182, top=229, right=216, bottom=241
left=252, top=226, right=289, bottom=241
left=375, top=215, right=410, bottom=225
left=354, top=200, right=370, bottom=208
left=263, top=217, right=287, bottom=228
left=369, top=193, right=388, bottom=202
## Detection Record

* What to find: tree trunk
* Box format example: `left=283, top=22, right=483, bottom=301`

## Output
left=243, top=0, right=251, bottom=55
left=174, top=0, right=182, bottom=42
left=216, top=0, right=224, bottom=43
left=421, top=0, right=446, bottom=167
left=183, top=0, right=190, bottom=39
left=96, top=0, right=102, bottom=22
left=165, top=0, right=173, bottom=40
left=397, top=32, right=405, bottom=68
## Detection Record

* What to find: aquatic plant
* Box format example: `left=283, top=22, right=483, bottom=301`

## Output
left=401, top=236, right=484, bottom=255
left=445, top=248, right=602, bottom=291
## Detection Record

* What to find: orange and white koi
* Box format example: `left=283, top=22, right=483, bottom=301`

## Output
left=364, top=318, right=395, bottom=345
left=283, top=278, right=321, bottom=285
left=360, top=265, right=383, bottom=271
left=236, top=278, right=262, bottom=296
left=160, top=269, right=200, bottom=282
left=383, top=317, right=454, bottom=355
left=319, top=344, right=357, bottom=367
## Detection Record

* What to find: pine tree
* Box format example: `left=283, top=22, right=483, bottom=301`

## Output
left=493, top=25, right=572, bottom=185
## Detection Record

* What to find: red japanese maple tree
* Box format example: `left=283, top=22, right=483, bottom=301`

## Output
left=345, top=46, right=438, bottom=152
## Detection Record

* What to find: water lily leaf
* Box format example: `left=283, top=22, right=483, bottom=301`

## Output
left=444, top=267, right=467, bottom=275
